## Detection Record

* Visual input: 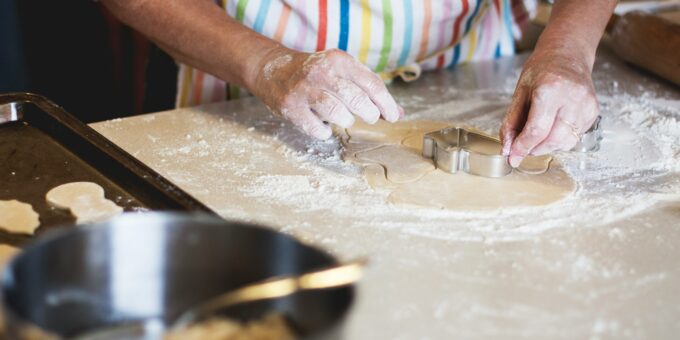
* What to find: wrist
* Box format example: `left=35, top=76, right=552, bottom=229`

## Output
left=532, top=33, right=596, bottom=72
left=243, top=44, right=295, bottom=93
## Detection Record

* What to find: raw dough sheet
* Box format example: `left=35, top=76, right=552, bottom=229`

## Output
left=341, top=119, right=574, bottom=210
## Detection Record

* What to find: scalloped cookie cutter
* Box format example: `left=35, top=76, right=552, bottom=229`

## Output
left=422, top=116, right=602, bottom=178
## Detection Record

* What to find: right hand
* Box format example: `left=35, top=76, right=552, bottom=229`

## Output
left=251, top=48, right=403, bottom=139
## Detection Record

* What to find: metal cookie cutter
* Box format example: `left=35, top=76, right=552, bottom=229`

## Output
left=422, top=116, right=603, bottom=178
left=571, top=116, right=603, bottom=152
left=422, top=126, right=512, bottom=178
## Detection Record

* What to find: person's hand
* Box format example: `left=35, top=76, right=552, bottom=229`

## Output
left=251, top=47, right=403, bottom=139
left=500, top=51, right=600, bottom=167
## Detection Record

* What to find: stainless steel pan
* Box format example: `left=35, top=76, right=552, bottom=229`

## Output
left=0, top=213, right=355, bottom=339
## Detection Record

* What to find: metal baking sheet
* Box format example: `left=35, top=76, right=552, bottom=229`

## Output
left=0, top=93, right=215, bottom=246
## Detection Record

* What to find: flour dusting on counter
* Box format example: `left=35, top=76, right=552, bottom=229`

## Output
left=93, top=91, right=680, bottom=243
left=89, top=50, right=680, bottom=339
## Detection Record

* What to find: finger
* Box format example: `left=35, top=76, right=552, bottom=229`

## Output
left=576, top=100, right=601, bottom=132
left=347, top=65, right=401, bottom=122
left=281, top=107, right=333, bottom=140
left=530, top=100, right=600, bottom=155
left=508, top=90, right=561, bottom=167
left=500, top=86, right=530, bottom=156
left=530, top=115, right=580, bottom=155
left=333, top=78, right=382, bottom=124
left=309, top=91, right=355, bottom=128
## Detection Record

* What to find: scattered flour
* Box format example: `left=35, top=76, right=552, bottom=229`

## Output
left=90, top=53, right=680, bottom=339
left=94, top=75, right=680, bottom=243
left=249, top=93, right=679, bottom=242
left=262, top=54, right=293, bottom=80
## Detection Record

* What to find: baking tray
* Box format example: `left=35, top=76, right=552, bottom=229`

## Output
left=0, top=93, right=215, bottom=246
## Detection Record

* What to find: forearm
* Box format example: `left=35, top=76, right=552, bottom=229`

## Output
left=102, top=0, right=282, bottom=89
left=535, top=0, right=617, bottom=68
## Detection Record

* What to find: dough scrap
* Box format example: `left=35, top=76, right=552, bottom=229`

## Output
left=343, top=119, right=576, bottom=210
left=356, top=145, right=434, bottom=183
left=46, top=182, right=123, bottom=224
left=0, top=200, right=40, bottom=234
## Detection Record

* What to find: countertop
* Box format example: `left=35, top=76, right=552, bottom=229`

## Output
left=91, top=47, right=680, bottom=339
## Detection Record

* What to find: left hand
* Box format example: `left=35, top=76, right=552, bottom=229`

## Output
left=500, top=51, right=600, bottom=167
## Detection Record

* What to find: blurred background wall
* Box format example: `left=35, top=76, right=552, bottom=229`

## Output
left=1, top=0, right=177, bottom=122
left=0, top=0, right=28, bottom=92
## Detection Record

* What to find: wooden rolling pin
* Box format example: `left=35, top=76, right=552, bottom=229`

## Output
left=607, top=11, right=680, bottom=87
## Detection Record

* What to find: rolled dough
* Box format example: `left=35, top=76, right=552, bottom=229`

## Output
left=385, top=165, right=575, bottom=210
left=356, top=145, right=434, bottom=183
left=46, top=182, right=123, bottom=224
left=347, top=119, right=450, bottom=145
left=342, top=120, right=576, bottom=210
left=0, top=200, right=40, bottom=234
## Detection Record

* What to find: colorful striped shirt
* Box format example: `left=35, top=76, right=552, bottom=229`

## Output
left=177, top=0, right=536, bottom=107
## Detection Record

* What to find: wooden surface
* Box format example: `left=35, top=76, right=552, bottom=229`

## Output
left=609, top=11, right=680, bottom=86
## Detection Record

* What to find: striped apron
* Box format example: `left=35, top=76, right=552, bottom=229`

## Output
left=177, top=0, right=536, bottom=107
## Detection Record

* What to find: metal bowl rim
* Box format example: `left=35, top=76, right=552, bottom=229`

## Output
left=0, top=212, right=351, bottom=338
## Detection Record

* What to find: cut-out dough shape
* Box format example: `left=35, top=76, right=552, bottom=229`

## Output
left=46, top=182, right=123, bottom=224
left=362, top=164, right=392, bottom=188
left=342, top=119, right=576, bottom=211
left=0, top=200, right=40, bottom=234
left=342, top=142, right=384, bottom=164
left=402, top=134, right=427, bottom=152
left=46, top=182, right=105, bottom=209
left=356, top=145, right=434, bottom=184
left=516, top=155, right=553, bottom=175
left=71, top=199, right=124, bottom=224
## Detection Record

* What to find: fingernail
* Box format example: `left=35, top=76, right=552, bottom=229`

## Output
left=385, top=112, right=398, bottom=123
left=509, top=155, right=522, bottom=168
left=366, top=113, right=380, bottom=124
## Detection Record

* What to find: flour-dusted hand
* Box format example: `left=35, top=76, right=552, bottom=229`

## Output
left=499, top=52, right=600, bottom=167
left=252, top=48, right=403, bottom=140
